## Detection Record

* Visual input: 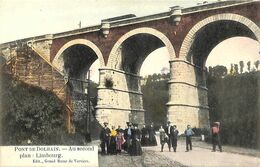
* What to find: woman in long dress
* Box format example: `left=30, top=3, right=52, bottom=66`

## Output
left=129, top=124, right=142, bottom=156
left=141, top=124, right=149, bottom=146
left=148, top=123, right=157, bottom=146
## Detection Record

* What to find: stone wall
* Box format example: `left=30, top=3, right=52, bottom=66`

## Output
left=0, top=45, right=69, bottom=128
left=96, top=68, right=144, bottom=128
left=1, top=46, right=65, bottom=99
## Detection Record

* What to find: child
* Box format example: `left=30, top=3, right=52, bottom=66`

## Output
left=159, top=126, right=168, bottom=152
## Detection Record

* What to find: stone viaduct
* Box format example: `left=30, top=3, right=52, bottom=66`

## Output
left=1, top=1, right=259, bottom=133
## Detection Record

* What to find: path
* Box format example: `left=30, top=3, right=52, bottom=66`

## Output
left=143, top=139, right=260, bottom=167
left=90, top=137, right=260, bottom=167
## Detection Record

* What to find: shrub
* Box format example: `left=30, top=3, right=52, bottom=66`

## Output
left=0, top=72, right=68, bottom=145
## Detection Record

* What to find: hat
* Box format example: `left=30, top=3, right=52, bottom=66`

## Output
left=103, top=122, right=108, bottom=125
left=126, top=122, right=132, bottom=126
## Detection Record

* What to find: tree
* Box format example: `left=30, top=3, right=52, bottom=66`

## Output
left=239, top=61, right=244, bottom=74
left=247, top=61, right=251, bottom=72
left=142, top=73, right=169, bottom=125
left=207, top=70, right=258, bottom=148
left=234, top=64, right=239, bottom=75
left=254, top=60, right=259, bottom=71
left=210, top=65, right=227, bottom=78
left=230, top=64, right=234, bottom=75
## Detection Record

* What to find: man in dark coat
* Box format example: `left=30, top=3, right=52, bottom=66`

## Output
left=164, top=121, right=173, bottom=151
left=124, top=122, right=133, bottom=152
left=100, top=122, right=111, bottom=155
left=171, top=125, right=179, bottom=152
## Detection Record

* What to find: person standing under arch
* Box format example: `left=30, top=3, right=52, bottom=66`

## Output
left=124, top=122, right=133, bottom=152
left=184, top=125, right=194, bottom=152
left=109, top=126, right=117, bottom=155
left=171, top=125, right=179, bottom=152
left=141, top=124, right=149, bottom=146
left=129, top=124, right=142, bottom=156
left=159, top=125, right=168, bottom=152
left=164, top=121, right=173, bottom=151
left=116, top=125, right=125, bottom=154
left=148, top=123, right=157, bottom=146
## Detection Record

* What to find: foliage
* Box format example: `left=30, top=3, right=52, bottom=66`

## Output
left=141, top=66, right=258, bottom=148
left=230, top=64, right=234, bottom=74
left=141, top=73, right=170, bottom=126
left=192, top=128, right=210, bottom=136
left=104, top=76, right=114, bottom=88
left=0, top=72, right=68, bottom=145
left=254, top=60, right=259, bottom=71
left=239, top=61, right=244, bottom=74
left=207, top=70, right=259, bottom=148
left=208, top=65, right=227, bottom=77
left=234, top=64, right=239, bottom=75
left=247, top=61, right=251, bottom=72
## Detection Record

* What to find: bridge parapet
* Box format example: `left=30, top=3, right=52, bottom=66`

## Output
left=182, top=0, right=253, bottom=14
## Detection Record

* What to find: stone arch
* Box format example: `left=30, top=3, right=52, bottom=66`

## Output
left=179, top=13, right=260, bottom=62
left=53, top=39, right=105, bottom=73
left=107, top=27, right=176, bottom=69
left=97, top=28, right=175, bottom=127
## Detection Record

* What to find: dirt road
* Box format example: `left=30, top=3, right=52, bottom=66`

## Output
left=143, top=140, right=260, bottom=167
left=94, top=138, right=260, bottom=167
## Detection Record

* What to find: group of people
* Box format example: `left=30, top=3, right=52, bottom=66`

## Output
left=140, top=123, right=157, bottom=147
left=159, top=121, right=192, bottom=152
left=100, top=121, right=222, bottom=156
left=159, top=121, right=222, bottom=153
left=99, top=122, right=158, bottom=156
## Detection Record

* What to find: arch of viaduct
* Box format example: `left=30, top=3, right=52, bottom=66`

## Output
left=1, top=1, right=259, bottom=132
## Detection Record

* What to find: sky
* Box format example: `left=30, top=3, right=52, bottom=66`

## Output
left=0, top=0, right=208, bottom=44
left=206, top=37, right=259, bottom=69
left=140, top=37, right=259, bottom=77
left=0, top=0, right=259, bottom=82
